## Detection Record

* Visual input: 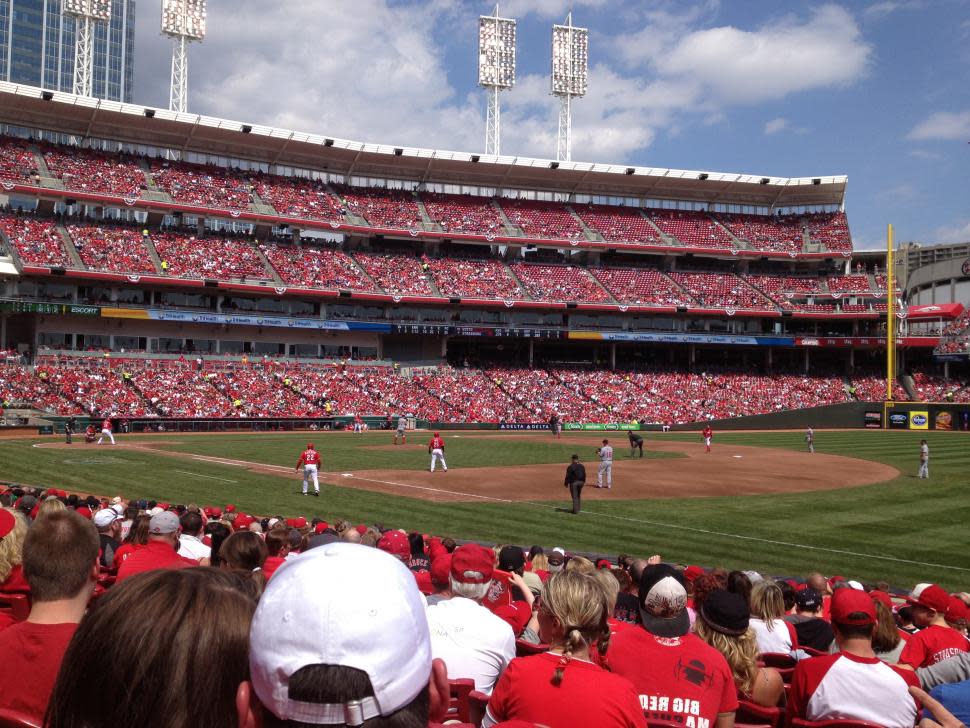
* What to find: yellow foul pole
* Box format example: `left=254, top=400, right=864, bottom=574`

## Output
left=886, top=224, right=895, bottom=401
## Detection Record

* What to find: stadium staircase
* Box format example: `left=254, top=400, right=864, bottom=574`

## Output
left=566, top=205, right=603, bottom=242
left=138, top=160, right=174, bottom=204
left=711, top=215, right=747, bottom=249
left=637, top=210, right=677, bottom=246
left=249, top=189, right=279, bottom=218
left=423, top=266, right=443, bottom=297
left=56, top=225, right=85, bottom=269
left=901, top=374, right=918, bottom=402
left=413, top=195, right=442, bottom=232
left=491, top=200, right=524, bottom=238
left=345, top=253, right=388, bottom=292
left=254, top=245, right=285, bottom=284
left=29, top=147, right=57, bottom=185
left=867, top=272, right=879, bottom=292
left=325, top=185, right=372, bottom=228
left=142, top=234, right=166, bottom=274
left=587, top=269, right=618, bottom=303
left=502, top=260, right=534, bottom=301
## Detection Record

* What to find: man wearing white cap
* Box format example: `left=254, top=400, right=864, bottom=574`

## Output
left=115, top=511, right=196, bottom=583
left=236, top=542, right=450, bottom=727
left=93, top=508, right=122, bottom=569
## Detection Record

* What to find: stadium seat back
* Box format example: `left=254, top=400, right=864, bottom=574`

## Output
left=0, top=708, right=41, bottom=728
left=791, top=720, right=886, bottom=728
left=468, top=689, right=490, bottom=727
left=0, top=594, right=30, bottom=623
left=447, top=678, right=475, bottom=722
left=515, top=638, right=549, bottom=657
left=737, top=699, right=783, bottom=728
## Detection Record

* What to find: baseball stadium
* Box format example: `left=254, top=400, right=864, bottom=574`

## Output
left=0, top=3, right=968, bottom=726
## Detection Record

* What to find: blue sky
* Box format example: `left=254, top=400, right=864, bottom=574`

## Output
left=132, top=1, right=970, bottom=250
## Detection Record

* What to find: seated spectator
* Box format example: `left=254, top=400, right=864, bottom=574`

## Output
left=749, top=580, right=798, bottom=655
left=261, top=528, right=290, bottom=581
left=786, top=588, right=919, bottom=728
left=0, top=510, right=98, bottom=722
left=425, top=543, right=516, bottom=694
left=0, top=508, right=29, bottom=607
left=115, top=511, right=196, bottom=583
left=112, top=514, right=150, bottom=566
left=694, top=589, right=785, bottom=707
left=46, top=568, right=256, bottom=728
left=219, top=530, right=267, bottom=578
left=608, top=563, right=737, bottom=727
left=241, top=542, right=449, bottom=727
left=869, top=590, right=906, bottom=663
left=93, top=507, right=122, bottom=569
left=900, top=584, right=970, bottom=668
left=177, top=510, right=211, bottom=562
left=425, top=553, right=452, bottom=607
left=783, top=586, right=834, bottom=652
left=483, top=570, right=646, bottom=728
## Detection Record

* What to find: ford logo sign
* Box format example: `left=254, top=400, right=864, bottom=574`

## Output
left=912, top=414, right=927, bottom=426
left=889, top=414, right=907, bottom=423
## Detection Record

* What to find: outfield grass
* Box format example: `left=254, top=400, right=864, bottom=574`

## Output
left=0, top=429, right=967, bottom=589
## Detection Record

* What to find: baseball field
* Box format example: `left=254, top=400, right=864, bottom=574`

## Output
left=0, top=428, right=967, bottom=589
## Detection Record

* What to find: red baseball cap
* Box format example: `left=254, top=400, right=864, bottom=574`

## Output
left=909, top=584, right=950, bottom=614
left=413, top=570, right=433, bottom=595
left=430, top=554, right=452, bottom=587
left=596, top=558, right=613, bottom=570
left=233, top=514, right=254, bottom=531
left=0, top=509, right=15, bottom=538
left=683, top=565, right=705, bottom=582
left=355, top=524, right=368, bottom=535
left=313, top=521, right=330, bottom=535
left=377, top=530, right=410, bottom=562
left=945, top=596, right=969, bottom=623
left=831, top=588, right=876, bottom=626
left=868, top=590, right=894, bottom=611
left=76, top=506, right=92, bottom=519
left=451, top=544, right=494, bottom=584
left=209, top=507, right=222, bottom=518
left=286, top=517, right=308, bottom=529
left=225, top=504, right=236, bottom=513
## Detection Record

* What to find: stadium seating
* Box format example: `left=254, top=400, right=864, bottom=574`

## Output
left=152, top=231, right=270, bottom=280
left=149, top=161, right=252, bottom=210
left=333, top=185, right=421, bottom=230
left=646, top=210, right=735, bottom=248
left=352, top=250, right=434, bottom=296
left=910, top=370, right=970, bottom=403
left=422, top=193, right=505, bottom=236
left=41, top=365, right=153, bottom=417
left=259, top=241, right=376, bottom=291
left=131, top=363, right=238, bottom=418
left=68, top=224, right=156, bottom=274
left=0, top=364, right=79, bottom=414
left=0, top=137, right=38, bottom=184
left=43, top=147, right=145, bottom=198
left=501, top=199, right=586, bottom=241
left=826, top=275, right=872, bottom=295
left=805, top=212, right=852, bottom=252
left=591, top=266, right=692, bottom=306
left=0, top=213, right=70, bottom=267
left=716, top=213, right=803, bottom=252
left=574, top=203, right=662, bottom=244
left=424, top=253, right=524, bottom=300
left=250, top=174, right=345, bottom=222
left=509, top=261, right=612, bottom=303
left=667, top=271, right=775, bottom=310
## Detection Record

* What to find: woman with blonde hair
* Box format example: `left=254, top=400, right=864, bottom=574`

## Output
left=749, top=580, right=798, bottom=655
left=0, top=508, right=29, bottom=595
left=35, top=498, right=67, bottom=520
left=483, top=570, right=646, bottom=728
left=695, top=589, right=785, bottom=707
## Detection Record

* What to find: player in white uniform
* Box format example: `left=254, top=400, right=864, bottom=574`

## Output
left=596, top=439, right=613, bottom=489
left=96, top=417, right=115, bottom=445
left=806, top=426, right=815, bottom=454
left=394, top=415, right=407, bottom=445
left=295, top=442, right=321, bottom=496
left=918, top=439, right=929, bottom=479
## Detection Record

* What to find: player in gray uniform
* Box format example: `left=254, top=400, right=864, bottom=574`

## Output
left=394, top=414, right=408, bottom=445
left=596, top=439, right=613, bottom=489
left=806, top=426, right=815, bottom=454
left=918, top=439, right=929, bottom=479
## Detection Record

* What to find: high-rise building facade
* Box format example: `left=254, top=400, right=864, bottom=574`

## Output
left=0, top=0, right=135, bottom=102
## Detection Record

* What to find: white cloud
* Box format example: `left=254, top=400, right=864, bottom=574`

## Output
left=653, top=5, right=871, bottom=104
left=864, top=1, right=924, bottom=20
left=933, top=221, right=970, bottom=244
left=907, top=111, right=970, bottom=141
left=496, top=0, right=607, bottom=21
left=908, top=149, right=942, bottom=160
left=764, top=118, right=788, bottom=135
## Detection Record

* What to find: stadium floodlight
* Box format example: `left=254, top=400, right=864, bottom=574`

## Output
left=62, top=0, right=112, bottom=98
left=551, top=13, right=588, bottom=162
left=161, top=0, right=207, bottom=114
left=478, top=5, right=516, bottom=156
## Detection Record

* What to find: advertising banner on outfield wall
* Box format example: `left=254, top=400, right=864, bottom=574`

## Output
left=497, top=423, right=551, bottom=430
left=864, top=411, right=882, bottom=428
left=888, top=412, right=909, bottom=429
left=564, top=423, right=641, bottom=431
left=909, top=411, right=929, bottom=430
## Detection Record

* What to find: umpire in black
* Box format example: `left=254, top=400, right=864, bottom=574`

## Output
left=563, top=454, right=586, bottom=514
left=628, top=429, right=644, bottom=458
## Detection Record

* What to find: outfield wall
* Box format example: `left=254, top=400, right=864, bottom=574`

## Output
left=672, top=402, right=877, bottom=431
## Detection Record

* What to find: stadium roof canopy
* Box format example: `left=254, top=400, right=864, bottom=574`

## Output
left=0, top=82, right=846, bottom=209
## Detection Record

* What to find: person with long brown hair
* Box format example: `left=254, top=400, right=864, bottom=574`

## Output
left=483, top=570, right=646, bottom=728
left=695, top=590, right=785, bottom=707
left=46, top=568, right=256, bottom=728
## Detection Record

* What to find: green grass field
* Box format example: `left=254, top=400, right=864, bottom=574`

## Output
left=0, top=429, right=967, bottom=589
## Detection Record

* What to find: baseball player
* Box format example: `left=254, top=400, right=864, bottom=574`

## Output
left=295, top=442, right=321, bottom=496
left=549, top=412, right=562, bottom=439
left=64, top=416, right=76, bottom=445
left=394, top=414, right=408, bottom=445
left=627, top=429, right=644, bottom=458
left=428, top=432, right=447, bottom=472
left=918, top=439, right=929, bottom=479
left=806, top=426, right=815, bottom=454
left=84, top=424, right=96, bottom=443
left=702, top=424, right=713, bottom=453
left=353, top=414, right=363, bottom=434
left=96, top=416, right=115, bottom=445
left=596, top=438, right=613, bottom=489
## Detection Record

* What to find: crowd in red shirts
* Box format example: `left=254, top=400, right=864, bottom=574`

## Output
left=68, top=224, right=155, bottom=274
left=0, top=484, right=967, bottom=728
left=152, top=230, right=271, bottom=280
left=716, top=212, right=805, bottom=252
left=0, top=137, right=38, bottom=184
left=422, top=193, right=506, bottom=236
left=149, top=160, right=253, bottom=210
left=0, top=212, right=70, bottom=266
left=509, top=261, right=612, bottom=302
left=250, top=173, right=346, bottom=222
left=42, top=147, right=146, bottom=198
left=502, top=199, right=586, bottom=241
left=574, top=202, right=663, bottom=244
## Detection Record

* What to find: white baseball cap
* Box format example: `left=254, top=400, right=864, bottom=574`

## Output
left=250, top=542, right=432, bottom=724
left=93, top=509, right=121, bottom=529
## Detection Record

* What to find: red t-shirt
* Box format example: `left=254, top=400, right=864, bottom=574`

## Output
left=0, top=621, right=78, bottom=723
left=899, top=624, right=970, bottom=668
left=787, top=651, right=919, bottom=728
left=486, top=652, right=647, bottom=728
left=115, top=540, right=196, bottom=583
left=429, top=436, right=445, bottom=450
left=607, top=629, right=738, bottom=723
left=112, top=542, right=147, bottom=566
left=0, top=565, right=30, bottom=596
left=262, top=555, right=286, bottom=581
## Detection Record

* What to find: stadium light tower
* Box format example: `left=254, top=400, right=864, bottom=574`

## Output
left=478, top=6, right=516, bottom=156
left=62, top=0, right=112, bottom=98
left=161, top=0, right=207, bottom=113
left=551, top=12, right=588, bottom=162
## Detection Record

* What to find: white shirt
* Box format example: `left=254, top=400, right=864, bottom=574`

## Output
left=599, top=445, right=614, bottom=462
left=921, top=444, right=929, bottom=459
left=426, top=596, right=516, bottom=694
left=177, top=533, right=211, bottom=562
left=750, top=617, right=795, bottom=654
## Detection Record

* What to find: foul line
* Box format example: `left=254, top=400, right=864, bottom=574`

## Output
left=174, top=469, right=238, bottom=484
left=170, top=452, right=968, bottom=574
